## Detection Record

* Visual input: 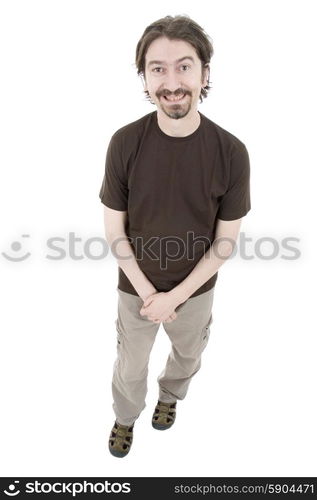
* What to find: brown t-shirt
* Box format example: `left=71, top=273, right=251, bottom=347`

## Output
left=99, top=110, right=251, bottom=299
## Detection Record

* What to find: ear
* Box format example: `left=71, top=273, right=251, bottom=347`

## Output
left=140, top=73, right=147, bottom=91
left=202, top=64, right=210, bottom=88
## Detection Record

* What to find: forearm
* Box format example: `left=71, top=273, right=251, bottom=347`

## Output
left=169, top=239, right=234, bottom=304
left=107, top=233, right=156, bottom=301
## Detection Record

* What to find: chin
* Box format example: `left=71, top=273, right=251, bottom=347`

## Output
left=160, top=100, right=191, bottom=118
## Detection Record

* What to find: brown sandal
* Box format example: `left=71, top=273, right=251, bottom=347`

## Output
left=152, top=400, right=177, bottom=430
left=108, top=421, right=134, bottom=457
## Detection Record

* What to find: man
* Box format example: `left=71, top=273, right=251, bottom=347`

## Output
left=99, top=15, right=251, bottom=458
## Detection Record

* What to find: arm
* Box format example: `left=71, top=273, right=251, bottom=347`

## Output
left=103, top=206, right=157, bottom=301
left=140, top=218, right=243, bottom=322
left=99, top=133, right=178, bottom=320
left=169, top=217, right=242, bottom=304
left=104, top=206, right=177, bottom=322
left=140, top=143, right=251, bottom=322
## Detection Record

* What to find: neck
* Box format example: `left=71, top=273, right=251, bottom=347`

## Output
left=156, top=108, right=201, bottom=138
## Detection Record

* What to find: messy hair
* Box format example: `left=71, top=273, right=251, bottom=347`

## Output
left=135, top=15, right=214, bottom=104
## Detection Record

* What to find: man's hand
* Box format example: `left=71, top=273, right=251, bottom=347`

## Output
left=140, top=291, right=182, bottom=323
left=140, top=289, right=177, bottom=323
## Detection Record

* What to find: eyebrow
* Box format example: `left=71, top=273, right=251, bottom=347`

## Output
left=147, top=56, right=195, bottom=68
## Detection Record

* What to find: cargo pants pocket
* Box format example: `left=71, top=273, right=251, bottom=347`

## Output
left=200, top=313, right=213, bottom=347
left=115, top=318, right=122, bottom=346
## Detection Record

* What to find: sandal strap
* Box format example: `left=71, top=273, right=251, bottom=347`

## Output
left=153, top=401, right=176, bottom=424
left=109, top=422, right=133, bottom=451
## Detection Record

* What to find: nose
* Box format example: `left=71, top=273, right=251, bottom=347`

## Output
left=163, top=69, right=183, bottom=93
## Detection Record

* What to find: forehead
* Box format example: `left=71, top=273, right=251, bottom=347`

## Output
left=145, top=37, right=198, bottom=65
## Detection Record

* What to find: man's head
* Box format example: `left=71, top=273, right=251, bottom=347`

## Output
left=135, top=15, right=213, bottom=120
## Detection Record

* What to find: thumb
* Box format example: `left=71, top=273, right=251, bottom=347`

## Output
left=143, top=296, right=154, bottom=308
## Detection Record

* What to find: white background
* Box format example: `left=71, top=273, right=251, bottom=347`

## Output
left=0, top=0, right=316, bottom=477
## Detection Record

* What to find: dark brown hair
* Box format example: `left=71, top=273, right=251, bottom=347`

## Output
left=135, top=15, right=214, bottom=104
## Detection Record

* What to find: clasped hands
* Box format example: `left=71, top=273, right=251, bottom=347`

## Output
left=140, top=291, right=181, bottom=323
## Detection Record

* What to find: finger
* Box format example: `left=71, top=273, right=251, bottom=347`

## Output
left=145, top=314, right=155, bottom=321
left=140, top=303, right=153, bottom=315
left=166, top=312, right=177, bottom=322
left=143, top=296, right=154, bottom=308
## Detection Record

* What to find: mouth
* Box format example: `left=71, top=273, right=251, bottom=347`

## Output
left=162, top=93, right=187, bottom=103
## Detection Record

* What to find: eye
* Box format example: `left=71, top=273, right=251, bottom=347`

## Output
left=153, top=67, right=163, bottom=73
left=181, top=65, right=190, bottom=71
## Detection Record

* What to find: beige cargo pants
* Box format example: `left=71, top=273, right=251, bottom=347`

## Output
left=112, top=286, right=215, bottom=426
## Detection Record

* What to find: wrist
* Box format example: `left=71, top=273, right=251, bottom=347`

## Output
left=138, top=285, right=157, bottom=302
left=167, top=286, right=189, bottom=307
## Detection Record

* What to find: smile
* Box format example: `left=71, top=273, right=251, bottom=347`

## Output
left=163, top=93, right=186, bottom=102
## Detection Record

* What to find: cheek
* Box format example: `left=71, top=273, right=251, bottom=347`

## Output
left=192, top=76, right=204, bottom=88
left=183, top=77, right=202, bottom=93
left=147, top=83, right=160, bottom=95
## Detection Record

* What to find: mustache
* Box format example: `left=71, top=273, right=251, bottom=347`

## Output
left=159, top=89, right=190, bottom=98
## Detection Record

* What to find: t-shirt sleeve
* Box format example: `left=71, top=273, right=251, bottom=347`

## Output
left=216, top=143, right=251, bottom=220
left=99, top=131, right=128, bottom=210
